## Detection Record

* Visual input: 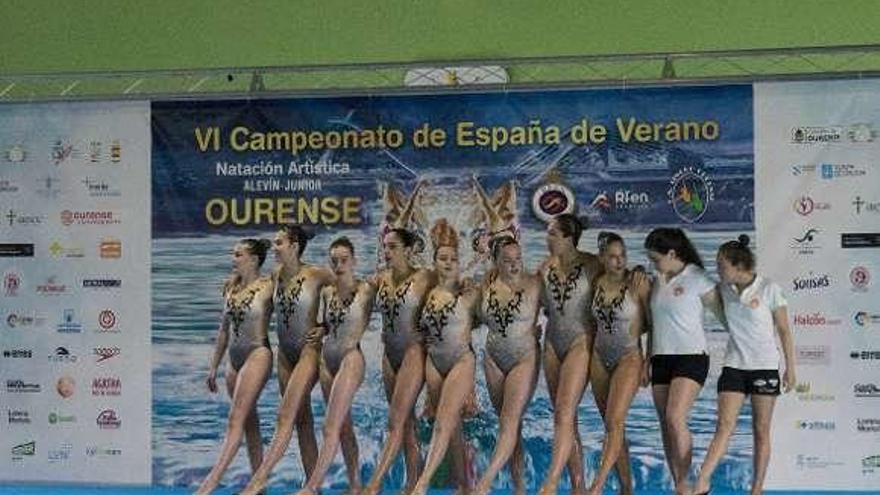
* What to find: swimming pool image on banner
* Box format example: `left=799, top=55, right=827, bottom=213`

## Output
left=149, top=85, right=757, bottom=492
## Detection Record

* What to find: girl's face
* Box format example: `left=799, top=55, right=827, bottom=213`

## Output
left=382, top=232, right=410, bottom=265
left=273, top=231, right=298, bottom=264
left=232, top=243, right=257, bottom=274
left=647, top=249, right=677, bottom=275
left=329, top=245, right=355, bottom=277
left=434, top=246, right=460, bottom=279
left=716, top=254, right=742, bottom=284
left=546, top=220, right=570, bottom=255
left=497, top=243, right=523, bottom=278
left=602, top=241, right=627, bottom=275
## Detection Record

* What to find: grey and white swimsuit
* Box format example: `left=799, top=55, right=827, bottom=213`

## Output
left=225, top=278, right=272, bottom=371
left=591, top=284, right=640, bottom=370
left=275, top=271, right=323, bottom=363
left=321, top=281, right=372, bottom=375
left=377, top=273, right=426, bottom=372
left=483, top=276, right=540, bottom=374
left=543, top=260, right=595, bottom=359
left=420, top=289, right=474, bottom=376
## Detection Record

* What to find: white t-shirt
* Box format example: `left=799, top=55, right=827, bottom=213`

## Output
left=720, top=275, right=786, bottom=370
left=651, top=264, right=716, bottom=355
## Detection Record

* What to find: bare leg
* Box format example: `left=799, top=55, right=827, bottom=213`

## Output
left=652, top=384, right=674, bottom=484
left=664, top=377, right=703, bottom=495
left=749, top=395, right=776, bottom=495
left=298, top=351, right=365, bottom=494
left=241, top=346, right=321, bottom=495
left=411, top=353, right=476, bottom=495
left=244, top=406, right=264, bottom=473
left=587, top=353, right=641, bottom=495
left=474, top=353, right=538, bottom=495
left=196, top=348, right=272, bottom=494
left=539, top=338, right=588, bottom=495
left=693, top=391, right=745, bottom=495
left=363, top=346, right=425, bottom=495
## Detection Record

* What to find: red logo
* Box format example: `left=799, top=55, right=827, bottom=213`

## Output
left=749, top=298, right=760, bottom=309
left=673, top=285, right=685, bottom=296
left=3, top=272, right=21, bottom=296
left=91, top=377, right=121, bottom=396
left=98, top=310, right=116, bottom=330
left=795, top=196, right=814, bottom=216
left=96, top=409, right=121, bottom=429
left=851, top=266, right=871, bottom=291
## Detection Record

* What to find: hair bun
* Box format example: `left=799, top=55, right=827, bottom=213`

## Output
left=737, top=234, right=750, bottom=247
left=258, top=238, right=272, bottom=250
left=430, top=218, right=459, bottom=251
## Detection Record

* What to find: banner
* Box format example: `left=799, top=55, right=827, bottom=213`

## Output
left=0, top=101, right=152, bottom=483
left=151, top=86, right=754, bottom=490
left=755, top=79, right=880, bottom=490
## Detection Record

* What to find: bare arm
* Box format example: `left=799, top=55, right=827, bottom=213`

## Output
left=701, top=285, right=728, bottom=330
left=773, top=306, right=796, bottom=392
left=471, top=175, right=502, bottom=230
left=207, top=306, right=231, bottom=393
left=396, top=179, right=426, bottom=229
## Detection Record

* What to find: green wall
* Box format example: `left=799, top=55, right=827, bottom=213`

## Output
left=2, top=0, right=880, bottom=74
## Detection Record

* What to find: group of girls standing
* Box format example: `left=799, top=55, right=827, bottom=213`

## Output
left=195, top=192, right=796, bottom=495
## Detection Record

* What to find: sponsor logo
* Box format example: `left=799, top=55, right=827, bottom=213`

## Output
left=848, top=123, right=878, bottom=142
left=5, top=311, right=45, bottom=329
left=60, top=209, right=120, bottom=226
left=47, top=443, right=73, bottom=462
left=5, top=144, right=27, bottom=163
left=850, top=266, right=871, bottom=292
left=85, top=445, right=122, bottom=458
left=35, top=276, right=68, bottom=296
left=0, top=243, right=34, bottom=257
left=99, top=238, right=122, bottom=259
left=49, top=240, right=85, bottom=258
left=796, top=453, right=844, bottom=470
left=82, top=278, right=122, bottom=289
left=791, top=164, right=817, bottom=176
left=96, top=409, right=121, bottom=429
left=56, top=376, right=75, bottom=398
left=850, top=350, right=880, bottom=360
left=864, top=455, right=880, bottom=474
left=92, top=376, right=122, bottom=396
left=854, top=311, right=880, bottom=327
left=793, top=195, right=831, bottom=216
left=796, top=419, right=836, bottom=431
left=57, top=309, right=82, bottom=333
left=11, top=441, right=35, bottom=461
left=35, top=175, right=63, bottom=198
left=590, top=191, right=611, bottom=211
left=792, top=272, right=831, bottom=292
left=796, top=345, right=831, bottom=365
left=791, top=228, right=821, bottom=255
left=791, top=126, right=843, bottom=144
left=48, top=346, right=77, bottom=363
left=97, top=309, right=118, bottom=332
left=857, top=418, right=880, bottom=433
left=51, top=139, right=78, bottom=165
left=792, top=311, right=841, bottom=327
left=48, top=412, right=76, bottom=425
left=820, top=162, right=868, bottom=179
left=853, top=196, right=880, bottom=215
left=667, top=166, right=714, bottom=223
left=795, top=382, right=835, bottom=402
left=81, top=177, right=121, bottom=197
left=85, top=140, right=123, bottom=164
left=842, top=233, right=880, bottom=249
left=591, top=189, right=651, bottom=212
left=0, top=179, right=19, bottom=193
left=94, top=346, right=120, bottom=363
left=855, top=383, right=880, bottom=398
left=3, top=271, right=22, bottom=296
left=6, top=380, right=40, bottom=393
left=2, top=348, right=33, bottom=359
left=8, top=410, right=31, bottom=424
left=532, top=183, right=575, bottom=222
left=4, top=209, right=45, bottom=227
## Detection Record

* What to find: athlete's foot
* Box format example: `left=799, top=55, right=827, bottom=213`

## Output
left=361, top=481, right=381, bottom=495
left=291, top=486, right=319, bottom=495
left=585, top=482, right=603, bottom=495
left=537, top=479, right=558, bottom=495
left=692, top=479, right=711, bottom=495
left=194, top=477, right=219, bottom=495
left=675, top=480, right=692, bottom=495
left=345, top=483, right=362, bottom=495
left=238, top=476, right=268, bottom=495
left=471, top=480, right=491, bottom=495
left=570, top=486, right=589, bottom=495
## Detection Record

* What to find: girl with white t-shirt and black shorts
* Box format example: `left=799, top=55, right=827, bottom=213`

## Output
left=643, top=228, right=725, bottom=495
left=692, top=235, right=795, bottom=495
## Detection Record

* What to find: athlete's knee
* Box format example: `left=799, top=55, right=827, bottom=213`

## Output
left=663, top=414, right=689, bottom=436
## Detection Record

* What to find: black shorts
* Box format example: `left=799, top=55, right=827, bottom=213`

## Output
left=651, top=354, right=710, bottom=386
left=717, top=367, right=781, bottom=396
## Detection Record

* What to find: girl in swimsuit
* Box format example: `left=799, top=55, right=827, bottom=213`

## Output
left=410, top=219, right=481, bottom=495
left=473, top=237, right=542, bottom=495
left=363, top=227, right=437, bottom=495
left=295, top=237, right=377, bottom=495
left=586, top=232, right=650, bottom=495
left=242, top=226, right=336, bottom=495
left=538, top=213, right=602, bottom=495
left=643, top=228, right=725, bottom=495
left=692, top=235, right=795, bottom=495
left=196, top=239, right=274, bottom=494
